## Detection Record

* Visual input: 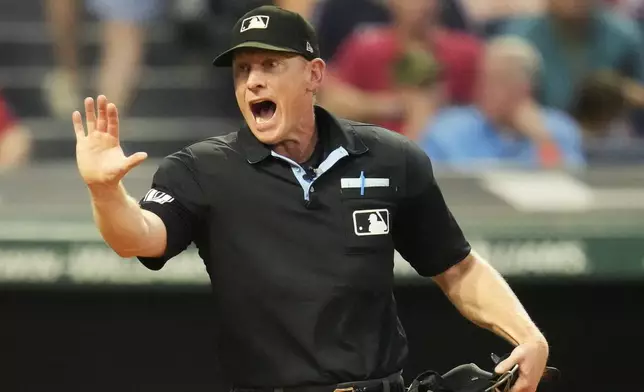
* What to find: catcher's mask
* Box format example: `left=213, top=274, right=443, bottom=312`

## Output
left=406, top=353, right=560, bottom=392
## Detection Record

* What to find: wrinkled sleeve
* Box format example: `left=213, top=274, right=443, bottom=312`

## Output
left=392, top=139, right=471, bottom=277
left=137, top=149, right=207, bottom=270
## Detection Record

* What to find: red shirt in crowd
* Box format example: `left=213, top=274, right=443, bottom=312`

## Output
left=330, top=27, right=482, bottom=133
left=0, top=93, right=16, bottom=137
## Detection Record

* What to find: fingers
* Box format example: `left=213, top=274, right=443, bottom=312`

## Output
left=106, top=103, right=119, bottom=139
left=84, top=97, right=97, bottom=133
left=123, top=152, right=148, bottom=172
left=495, top=352, right=520, bottom=374
left=76, top=95, right=111, bottom=138
left=96, top=95, right=108, bottom=133
left=72, top=111, right=85, bottom=140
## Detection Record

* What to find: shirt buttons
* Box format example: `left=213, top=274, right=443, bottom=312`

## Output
left=310, top=187, right=315, bottom=192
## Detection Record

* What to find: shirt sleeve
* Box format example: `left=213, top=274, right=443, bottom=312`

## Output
left=137, top=149, right=207, bottom=270
left=392, top=138, right=471, bottom=277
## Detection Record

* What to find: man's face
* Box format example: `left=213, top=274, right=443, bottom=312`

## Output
left=548, top=0, right=593, bottom=20
left=233, top=50, right=324, bottom=144
left=387, top=0, right=438, bottom=30
left=476, top=52, right=530, bottom=121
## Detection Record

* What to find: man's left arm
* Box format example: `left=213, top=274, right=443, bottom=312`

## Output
left=433, top=252, right=549, bottom=390
left=392, top=139, right=548, bottom=392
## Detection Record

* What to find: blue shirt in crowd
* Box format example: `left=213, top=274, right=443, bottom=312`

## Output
left=419, top=106, right=585, bottom=169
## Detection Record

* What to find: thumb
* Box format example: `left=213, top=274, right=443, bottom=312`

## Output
left=123, top=152, right=148, bottom=171
left=495, top=349, right=521, bottom=374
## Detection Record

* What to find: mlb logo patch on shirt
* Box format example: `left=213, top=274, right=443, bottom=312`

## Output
left=240, top=15, right=270, bottom=32
left=353, top=209, right=389, bottom=236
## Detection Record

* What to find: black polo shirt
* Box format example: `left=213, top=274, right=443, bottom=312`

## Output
left=138, top=106, right=471, bottom=388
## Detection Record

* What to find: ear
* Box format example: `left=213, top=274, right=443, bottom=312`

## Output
left=307, top=58, right=326, bottom=93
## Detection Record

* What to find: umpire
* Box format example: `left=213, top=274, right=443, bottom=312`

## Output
left=72, top=5, right=549, bottom=392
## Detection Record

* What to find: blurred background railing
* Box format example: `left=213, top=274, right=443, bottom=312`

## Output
left=1, top=0, right=643, bottom=391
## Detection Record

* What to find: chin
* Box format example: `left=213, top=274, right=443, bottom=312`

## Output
left=252, top=127, right=284, bottom=145
left=244, top=115, right=283, bottom=144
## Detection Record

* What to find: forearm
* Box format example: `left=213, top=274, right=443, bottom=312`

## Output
left=90, top=182, right=166, bottom=258
left=512, top=102, right=561, bottom=167
left=435, top=252, right=545, bottom=346
left=514, top=103, right=551, bottom=145
left=320, top=80, right=402, bottom=122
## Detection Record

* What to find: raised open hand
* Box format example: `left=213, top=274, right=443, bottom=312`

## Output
left=73, top=95, right=147, bottom=187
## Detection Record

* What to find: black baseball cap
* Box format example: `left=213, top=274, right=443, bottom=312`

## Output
left=212, top=5, right=321, bottom=67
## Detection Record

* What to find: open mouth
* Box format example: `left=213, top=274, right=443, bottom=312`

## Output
left=250, top=100, right=277, bottom=124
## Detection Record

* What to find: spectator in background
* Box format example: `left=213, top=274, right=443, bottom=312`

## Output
left=314, top=0, right=389, bottom=61
left=459, top=0, right=544, bottom=36
left=314, top=0, right=472, bottom=62
left=274, top=0, right=319, bottom=20
left=319, top=0, right=481, bottom=139
left=419, top=37, right=584, bottom=170
left=0, top=92, right=31, bottom=171
left=43, top=0, right=165, bottom=119
left=604, top=0, right=644, bottom=65
left=500, top=0, right=644, bottom=137
left=605, top=0, right=644, bottom=22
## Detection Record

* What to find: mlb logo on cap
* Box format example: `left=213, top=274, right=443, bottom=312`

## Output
left=241, top=15, right=270, bottom=32
left=353, top=209, right=389, bottom=236
left=212, top=5, right=320, bottom=67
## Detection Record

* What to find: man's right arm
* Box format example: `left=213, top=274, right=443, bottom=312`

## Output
left=74, top=96, right=202, bottom=269
left=89, top=182, right=167, bottom=259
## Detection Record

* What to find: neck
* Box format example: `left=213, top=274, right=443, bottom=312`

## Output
left=272, top=108, right=318, bottom=164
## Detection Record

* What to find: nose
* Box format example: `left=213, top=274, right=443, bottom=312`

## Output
left=246, top=68, right=266, bottom=91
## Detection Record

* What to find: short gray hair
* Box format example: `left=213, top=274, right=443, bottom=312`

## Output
left=485, top=36, right=543, bottom=85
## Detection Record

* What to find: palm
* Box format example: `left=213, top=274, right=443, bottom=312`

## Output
left=72, top=96, right=147, bottom=186
left=77, top=134, right=127, bottom=184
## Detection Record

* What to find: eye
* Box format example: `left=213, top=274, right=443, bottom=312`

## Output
left=236, top=63, right=250, bottom=74
left=265, top=59, right=279, bottom=69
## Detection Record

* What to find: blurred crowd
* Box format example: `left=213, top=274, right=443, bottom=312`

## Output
left=2, top=0, right=644, bottom=171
